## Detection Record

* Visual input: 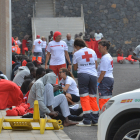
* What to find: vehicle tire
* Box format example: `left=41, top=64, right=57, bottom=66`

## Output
left=113, top=119, right=140, bottom=140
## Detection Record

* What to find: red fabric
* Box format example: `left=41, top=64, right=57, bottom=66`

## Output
left=24, top=47, right=28, bottom=51
left=53, top=31, right=62, bottom=40
left=85, top=41, right=92, bottom=49
left=94, top=39, right=102, bottom=58
left=117, top=54, right=124, bottom=63
left=24, top=91, right=30, bottom=101
left=6, top=109, right=18, bottom=116
left=14, top=40, right=18, bottom=45
left=0, top=79, right=23, bottom=110
left=125, top=55, right=137, bottom=62
left=36, top=35, right=40, bottom=38
left=6, top=103, right=33, bottom=116
left=22, top=60, right=27, bottom=66
left=12, top=61, right=15, bottom=65
left=35, top=60, right=42, bottom=64
left=90, top=38, right=96, bottom=50
left=22, top=39, right=28, bottom=55
left=49, top=63, right=66, bottom=80
left=12, top=37, right=14, bottom=45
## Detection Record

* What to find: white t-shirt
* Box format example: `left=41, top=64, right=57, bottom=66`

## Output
left=33, top=39, right=43, bottom=52
left=73, top=47, right=97, bottom=76
left=133, top=45, right=140, bottom=58
left=95, top=33, right=103, bottom=41
left=47, top=40, right=68, bottom=65
left=42, top=41, right=47, bottom=48
left=97, top=53, right=114, bottom=78
left=60, top=76, right=79, bottom=97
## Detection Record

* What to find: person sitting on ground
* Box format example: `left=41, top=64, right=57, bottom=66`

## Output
left=117, top=47, right=124, bottom=64
left=21, top=68, right=46, bottom=96
left=0, top=79, right=23, bottom=110
left=13, top=62, right=35, bottom=87
left=126, top=48, right=137, bottom=64
left=28, top=72, right=78, bottom=126
left=59, top=68, right=80, bottom=109
left=32, top=60, right=42, bottom=68
left=0, top=71, right=8, bottom=80
left=24, top=67, right=36, bottom=80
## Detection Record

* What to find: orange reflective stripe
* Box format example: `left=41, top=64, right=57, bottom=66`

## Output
left=16, top=47, right=20, bottom=54
left=32, top=56, right=36, bottom=61
left=55, top=77, right=58, bottom=85
left=80, top=96, right=91, bottom=112
left=89, top=97, right=99, bottom=112
left=99, top=98, right=110, bottom=110
left=37, top=56, right=42, bottom=63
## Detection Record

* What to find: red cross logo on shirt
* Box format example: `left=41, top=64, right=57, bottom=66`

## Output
left=38, top=41, right=41, bottom=44
left=82, top=51, right=92, bottom=62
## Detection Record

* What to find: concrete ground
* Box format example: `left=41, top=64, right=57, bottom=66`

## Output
left=64, top=61, right=140, bottom=140
left=0, top=110, right=71, bottom=140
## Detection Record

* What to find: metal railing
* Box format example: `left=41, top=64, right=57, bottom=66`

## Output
left=53, top=0, right=56, bottom=17
left=81, top=4, right=85, bottom=37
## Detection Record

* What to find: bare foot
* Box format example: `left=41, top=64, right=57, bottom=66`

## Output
left=63, top=120, right=78, bottom=127
left=131, top=61, right=134, bottom=64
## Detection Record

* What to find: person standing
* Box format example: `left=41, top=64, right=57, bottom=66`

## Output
left=45, top=31, right=72, bottom=80
left=63, top=33, right=74, bottom=67
left=41, top=36, right=47, bottom=64
left=32, top=35, right=43, bottom=61
left=94, top=30, right=104, bottom=41
left=94, top=30, right=103, bottom=58
left=97, top=40, right=114, bottom=110
left=73, top=38, right=99, bottom=126
left=48, top=31, right=53, bottom=42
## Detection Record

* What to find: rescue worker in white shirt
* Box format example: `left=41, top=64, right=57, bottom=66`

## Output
left=73, top=38, right=99, bottom=126
left=59, top=68, right=80, bottom=109
left=45, top=31, right=72, bottom=80
left=97, top=40, right=114, bottom=110
left=32, top=35, right=43, bottom=61
left=94, top=30, right=104, bottom=41
left=41, top=36, right=47, bottom=64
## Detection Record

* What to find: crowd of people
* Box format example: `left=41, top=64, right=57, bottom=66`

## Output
left=1, top=30, right=140, bottom=127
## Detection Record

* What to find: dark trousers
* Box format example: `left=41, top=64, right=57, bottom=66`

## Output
left=66, top=53, right=73, bottom=68
left=42, top=48, right=46, bottom=64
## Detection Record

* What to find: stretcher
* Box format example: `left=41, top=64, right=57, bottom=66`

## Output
left=0, top=100, right=63, bottom=134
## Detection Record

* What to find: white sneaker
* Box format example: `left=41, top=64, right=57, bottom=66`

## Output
left=76, top=122, right=91, bottom=127
left=69, top=104, right=79, bottom=110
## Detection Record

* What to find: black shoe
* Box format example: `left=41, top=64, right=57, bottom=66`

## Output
left=22, top=113, right=33, bottom=118
left=68, top=115, right=83, bottom=121
left=70, top=108, right=83, bottom=116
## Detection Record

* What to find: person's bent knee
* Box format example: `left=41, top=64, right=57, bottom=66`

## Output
left=58, top=94, right=66, bottom=100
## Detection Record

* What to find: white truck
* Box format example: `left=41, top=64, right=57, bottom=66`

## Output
left=98, top=89, right=140, bottom=140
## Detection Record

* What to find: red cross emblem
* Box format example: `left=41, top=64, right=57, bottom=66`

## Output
left=82, top=51, right=92, bottom=62
left=38, top=41, right=41, bottom=44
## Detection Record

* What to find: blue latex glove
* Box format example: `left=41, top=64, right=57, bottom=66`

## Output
left=97, top=82, right=100, bottom=87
